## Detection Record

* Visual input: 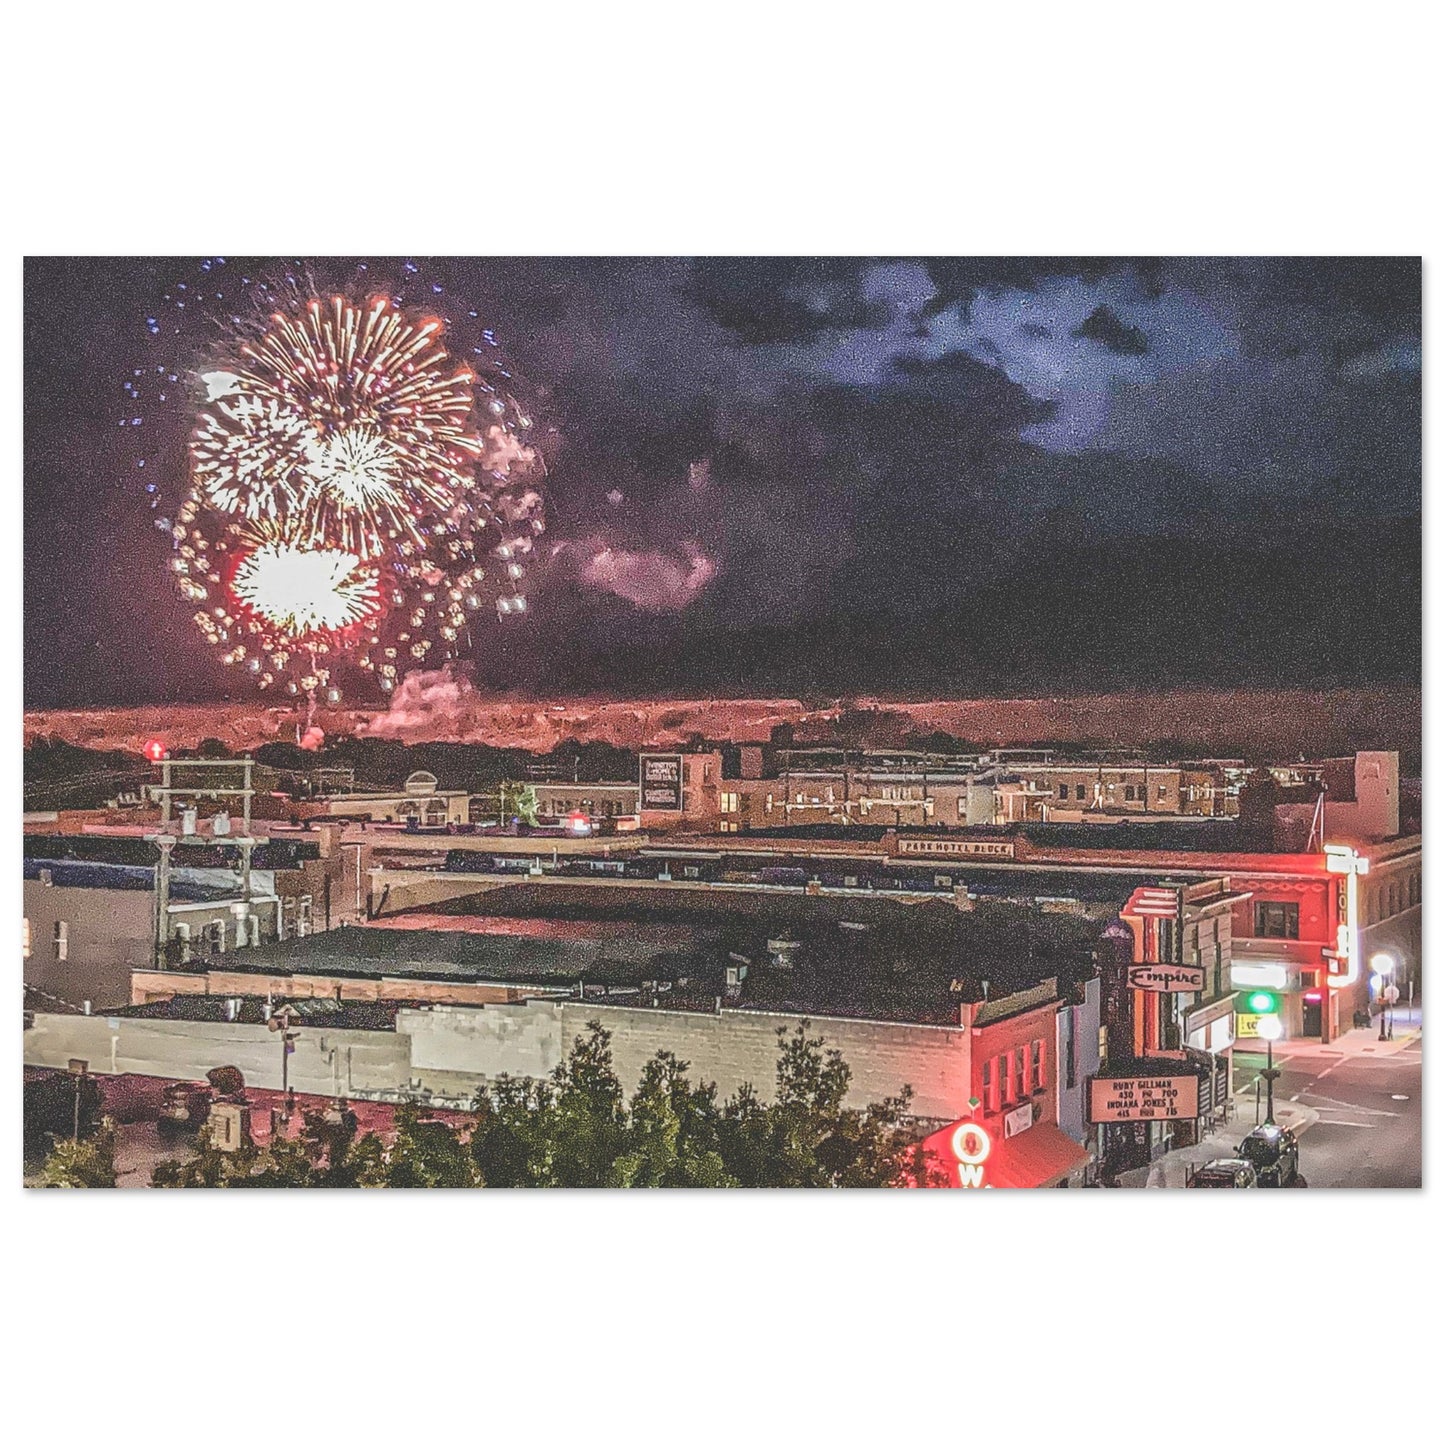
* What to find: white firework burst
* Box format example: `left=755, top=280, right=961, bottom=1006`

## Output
left=231, top=541, right=380, bottom=634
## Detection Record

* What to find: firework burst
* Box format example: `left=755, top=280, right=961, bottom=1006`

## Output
left=135, top=261, right=549, bottom=712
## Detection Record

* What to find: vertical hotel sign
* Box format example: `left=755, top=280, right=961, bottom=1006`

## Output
left=640, top=754, right=684, bottom=812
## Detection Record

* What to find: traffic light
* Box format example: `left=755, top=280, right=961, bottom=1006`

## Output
left=1243, top=989, right=1281, bottom=1015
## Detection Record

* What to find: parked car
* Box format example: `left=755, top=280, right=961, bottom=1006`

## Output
left=1237, top=1124, right=1300, bottom=1186
left=1186, top=1158, right=1258, bottom=1188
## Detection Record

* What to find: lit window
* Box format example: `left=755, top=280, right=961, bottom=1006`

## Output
left=22, top=917, right=31, bottom=959
left=1254, top=901, right=1299, bottom=939
left=54, top=920, right=68, bottom=962
left=720, top=792, right=740, bottom=814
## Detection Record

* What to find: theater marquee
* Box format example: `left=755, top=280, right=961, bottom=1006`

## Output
left=1089, top=1075, right=1200, bottom=1123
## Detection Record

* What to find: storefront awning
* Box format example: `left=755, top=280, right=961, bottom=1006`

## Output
left=921, top=1116, right=1092, bottom=1189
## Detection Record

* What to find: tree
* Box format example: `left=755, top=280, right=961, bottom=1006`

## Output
left=152, top=1107, right=392, bottom=1188
left=35, top=1119, right=118, bottom=1188
left=612, top=1054, right=733, bottom=1188
left=151, top=1024, right=940, bottom=1189
left=380, top=1105, right=477, bottom=1188
left=469, top=1075, right=555, bottom=1186
left=545, top=1022, right=628, bottom=1187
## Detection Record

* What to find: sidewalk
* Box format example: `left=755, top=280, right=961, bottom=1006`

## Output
left=1114, top=1093, right=1318, bottom=1188
left=1116, top=1010, right=1422, bottom=1187
left=1241, top=1007, right=1423, bottom=1065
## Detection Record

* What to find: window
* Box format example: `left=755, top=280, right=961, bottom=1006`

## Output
left=1157, top=783, right=1167, bottom=799
left=982, top=1056, right=1000, bottom=1112
left=1030, top=1039, right=1046, bottom=1093
left=1063, top=1007, right=1077, bottom=1089
left=1058, top=783, right=1069, bottom=798
left=1012, top=1047, right=1028, bottom=1100
left=53, top=920, right=69, bottom=962
left=1214, top=937, right=1224, bottom=998
left=22, top=917, right=31, bottom=960
left=1075, top=784, right=1086, bottom=800
left=1254, top=901, right=1299, bottom=939
left=719, top=792, right=740, bottom=814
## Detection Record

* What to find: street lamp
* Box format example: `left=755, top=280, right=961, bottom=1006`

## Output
left=1257, top=1015, right=1283, bottom=1126
left=1371, top=952, right=1395, bottom=1042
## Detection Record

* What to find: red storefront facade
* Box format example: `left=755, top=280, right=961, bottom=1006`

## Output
left=1002, top=836, right=1422, bottom=1046
left=920, top=993, right=1093, bottom=1188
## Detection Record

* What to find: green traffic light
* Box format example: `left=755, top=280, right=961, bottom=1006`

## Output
left=1247, top=990, right=1278, bottom=1014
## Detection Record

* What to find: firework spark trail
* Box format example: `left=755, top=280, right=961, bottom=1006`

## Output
left=149, top=267, right=549, bottom=712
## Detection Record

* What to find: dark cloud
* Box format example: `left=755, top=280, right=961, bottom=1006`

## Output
left=686, top=258, right=889, bottom=344
left=920, top=257, right=1167, bottom=316
left=1072, top=304, right=1150, bottom=355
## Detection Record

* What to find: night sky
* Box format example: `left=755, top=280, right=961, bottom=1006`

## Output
left=23, top=256, right=1420, bottom=708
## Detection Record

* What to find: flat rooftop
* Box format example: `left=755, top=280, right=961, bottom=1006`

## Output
left=161, top=881, right=1107, bottom=1027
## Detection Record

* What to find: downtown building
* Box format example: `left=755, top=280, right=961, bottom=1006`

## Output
left=25, top=878, right=1113, bottom=1186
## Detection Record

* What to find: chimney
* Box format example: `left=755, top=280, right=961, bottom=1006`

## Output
left=1353, top=751, right=1399, bottom=841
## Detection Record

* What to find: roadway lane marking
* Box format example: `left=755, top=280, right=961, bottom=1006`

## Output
left=1307, top=1119, right=1376, bottom=1128
left=1392, top=1095, right=1410, bottom=1101
left=1302, top=1093, right=1400, bottom=1117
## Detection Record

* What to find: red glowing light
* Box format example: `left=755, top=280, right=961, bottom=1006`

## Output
left=144, top=739, right=167, bottom=762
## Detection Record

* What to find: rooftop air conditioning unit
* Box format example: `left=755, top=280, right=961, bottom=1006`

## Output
left=766, top=938, right=801, bottom=970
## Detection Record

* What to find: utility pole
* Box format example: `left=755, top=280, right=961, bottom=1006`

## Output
left=68, top=1058, right=88, bottom=1142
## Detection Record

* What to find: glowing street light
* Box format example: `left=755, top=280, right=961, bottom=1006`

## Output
left=1372, top=952, right=1396, bottom=1041
left=1257, top=1014, right=1283, bottom=1125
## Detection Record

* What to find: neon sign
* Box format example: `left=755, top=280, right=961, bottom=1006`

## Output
left=1324, top=845, right=1369, bottom=992
left=950, top=1121, right=991, bottom=1188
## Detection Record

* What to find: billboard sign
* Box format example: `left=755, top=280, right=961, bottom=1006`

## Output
left=1127, top=962, right=1207, bottom=993
left=1088, top=1074, right=1200, bottom=1123
left=639, top=754, right=684, bottom=812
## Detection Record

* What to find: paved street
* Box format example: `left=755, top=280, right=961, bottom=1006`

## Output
left=1232, top=1013, right=1422, bottom=1188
